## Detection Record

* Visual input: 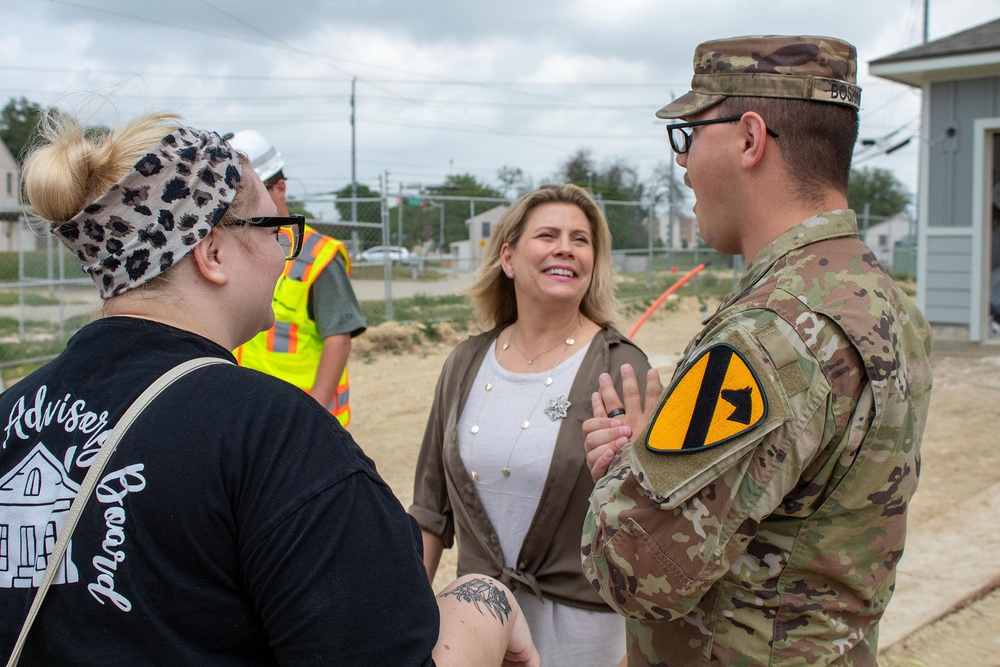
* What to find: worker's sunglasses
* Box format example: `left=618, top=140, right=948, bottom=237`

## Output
left=236, top=215, right=305, bottom=260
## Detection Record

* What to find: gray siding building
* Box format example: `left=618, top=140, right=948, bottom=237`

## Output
left=1, top=141, right=18, bottom=207
left=871, top=18, right=1000, bottom=341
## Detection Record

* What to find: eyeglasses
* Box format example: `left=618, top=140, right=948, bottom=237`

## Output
left=665, top=115, right=780, bottom=155
left=235, top=215, right=305, bottom=260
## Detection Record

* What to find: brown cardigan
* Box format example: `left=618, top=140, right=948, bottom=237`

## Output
left=409, top=326, right=650, bottom=610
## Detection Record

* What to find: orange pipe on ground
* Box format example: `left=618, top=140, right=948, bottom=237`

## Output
left=627, top=263, right=707, bottom=340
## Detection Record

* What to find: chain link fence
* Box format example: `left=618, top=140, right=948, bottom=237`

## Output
left=0, top=199, right=916, bottom=381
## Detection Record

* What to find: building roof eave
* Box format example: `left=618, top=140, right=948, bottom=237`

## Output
left=869, top=50, right=1000, bottom=87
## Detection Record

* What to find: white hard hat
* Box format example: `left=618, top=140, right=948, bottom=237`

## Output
left=225, top=129, right=285, bottom=182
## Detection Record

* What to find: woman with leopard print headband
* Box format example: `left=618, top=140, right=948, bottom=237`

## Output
left=1, top=111, right=538, bottom=667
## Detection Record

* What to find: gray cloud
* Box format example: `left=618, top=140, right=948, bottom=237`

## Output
left=4, top=0, right=1000, bottom=198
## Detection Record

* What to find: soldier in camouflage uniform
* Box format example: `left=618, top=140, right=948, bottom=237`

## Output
left=581, top=35, right=933, bottom=666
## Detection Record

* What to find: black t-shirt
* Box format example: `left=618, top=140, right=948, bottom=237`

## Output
left=0, top=317, right=437, bottom=666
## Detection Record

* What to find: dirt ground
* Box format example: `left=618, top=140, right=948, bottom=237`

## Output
left=346, top=296, right=1000, bottom=666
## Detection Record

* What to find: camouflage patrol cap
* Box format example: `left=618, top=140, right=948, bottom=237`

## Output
left=656, top=35, right=861, bottom=119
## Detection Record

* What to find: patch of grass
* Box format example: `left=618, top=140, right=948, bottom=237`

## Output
left=0, top=332, right=74, bottom=387
left=362, top=293, right=476, bottom=329
left=0, top=315, right=20, bottom=335
left=0, top=334, right=69, bottom=361
left=0, top=291, right=63, bottom=307
left=616, top=268, right=735, bottom=304
left=423, top=321, right=444, bottom=342
left=893, top=277, right=917, bottom=297
left=350, top=264, right=448, bottom=281
left=359, top=273, right=738, bottom=331
left=0, top=252, right=51, bottom=282
left=0, top=313, right=91, bottom=374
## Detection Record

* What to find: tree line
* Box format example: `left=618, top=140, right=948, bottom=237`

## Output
left=3, top=96, right=911, bottom=249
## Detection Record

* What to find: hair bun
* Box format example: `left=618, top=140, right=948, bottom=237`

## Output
left=24, top=116, right=97, bottom=223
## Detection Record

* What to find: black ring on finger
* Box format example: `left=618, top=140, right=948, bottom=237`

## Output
left=607, top=407, right=626, bottom=419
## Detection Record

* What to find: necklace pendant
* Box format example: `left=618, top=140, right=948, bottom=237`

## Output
left=501, top=467, right=510, bottom=478
left=502, top=342, right=509, bottom=350
left=566, top=336, right=575, bottom=345
left=527, top=359, right=533, bottom=365
left=521, top=419, right=530, bottom=429
left=471, top=470, right=479, bottom=482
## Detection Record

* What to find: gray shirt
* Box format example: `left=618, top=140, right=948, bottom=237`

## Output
left=309, top=254, right=366, bottom=339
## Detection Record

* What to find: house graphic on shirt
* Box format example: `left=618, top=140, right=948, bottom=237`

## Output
left=0, top=443, right=80, bottom=588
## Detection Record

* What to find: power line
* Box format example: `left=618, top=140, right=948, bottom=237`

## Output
left=194, top=0, right=355, bottom=78
left=362, top=116, right=651, bottom=141
left=38, top=0, right=685, bottom=89
left=0, top=64, right=349, bottom=83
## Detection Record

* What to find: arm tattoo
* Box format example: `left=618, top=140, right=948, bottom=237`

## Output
left=440, top=578, right=512, bottom=625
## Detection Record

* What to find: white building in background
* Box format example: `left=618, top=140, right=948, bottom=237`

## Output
left=1, top=141, right=17, bottom=208
left=0, top=141, right=42, bottom=253
left=859, top=212, right=916, bottom=271
left=656, top=210, right=699, bottom=249
left=871, top=17, right=1000, bottom=341
left=465, top=205, right=507, bottom=263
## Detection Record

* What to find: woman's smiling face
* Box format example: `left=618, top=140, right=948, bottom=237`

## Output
left=501, top=202, right=594, bottom=310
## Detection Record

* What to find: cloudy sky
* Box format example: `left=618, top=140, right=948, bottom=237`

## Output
left=3, top=0, right=1000, bottom=211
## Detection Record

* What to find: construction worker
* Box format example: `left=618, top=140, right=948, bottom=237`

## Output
left=228, top=130, right=366, bottom=427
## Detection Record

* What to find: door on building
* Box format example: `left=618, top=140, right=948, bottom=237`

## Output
left=991, top=133, right=1000, bottom=337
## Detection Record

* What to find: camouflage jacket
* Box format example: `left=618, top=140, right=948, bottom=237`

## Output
left=582, top=211, right=933, bottom=666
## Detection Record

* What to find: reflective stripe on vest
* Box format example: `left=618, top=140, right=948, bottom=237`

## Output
left=268, top=321, right=298, bottom=354
left=327, top=384, right=349, bottom=420
left=236, top=227, right=352, bottom=426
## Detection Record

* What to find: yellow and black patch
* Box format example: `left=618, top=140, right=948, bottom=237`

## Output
left=645, top=343, right=767, bottom=454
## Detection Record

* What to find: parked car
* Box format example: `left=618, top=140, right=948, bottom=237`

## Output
left=360, top=245, right=411, bottom=265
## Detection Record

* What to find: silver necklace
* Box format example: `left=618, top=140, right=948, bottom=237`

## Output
left=510, top=322, right=578, bottom=365
left=468, top=317, right=582, bottom=483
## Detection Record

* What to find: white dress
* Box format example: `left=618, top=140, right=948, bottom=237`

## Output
left=457, top=339, right=626, bottom=667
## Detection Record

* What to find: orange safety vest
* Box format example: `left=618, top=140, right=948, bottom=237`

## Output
left=236, top=226, right=353, bottom=426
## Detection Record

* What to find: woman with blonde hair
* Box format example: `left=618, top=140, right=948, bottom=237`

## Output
left=411, top=183, right=651, bottom=666
left=0, top=111, right=537, bottom=666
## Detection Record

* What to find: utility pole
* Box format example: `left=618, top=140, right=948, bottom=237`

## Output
left=647, top=200, right=654, bottom=295
left=667, top=91, right=677, bottom=262
left=439, top=202, right=444, bottom=255
left=668, top=152, right=676, bottom=249
left=427, top=201, right=445, bottom=250
left=923, top=0, right=929, bottom=43
left=350, top=77, right=357, bottom=224
left=439, top=203, right=445, bottom=251
left=380, top=170, right=393, bottom=321
left=398, top=182, right=404, bottom=248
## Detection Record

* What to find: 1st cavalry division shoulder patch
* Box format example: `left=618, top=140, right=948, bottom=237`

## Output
left=646, top=343, right=768, bottom=454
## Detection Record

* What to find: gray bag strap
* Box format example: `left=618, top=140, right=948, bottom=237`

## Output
left=5, top=356, right=231, bottom=667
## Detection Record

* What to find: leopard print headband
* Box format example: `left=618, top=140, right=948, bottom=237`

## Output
left=52, top=125, right=243, bottom=299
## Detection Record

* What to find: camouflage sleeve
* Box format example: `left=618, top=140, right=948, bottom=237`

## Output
left=582, top=310, right=837, bottom=621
